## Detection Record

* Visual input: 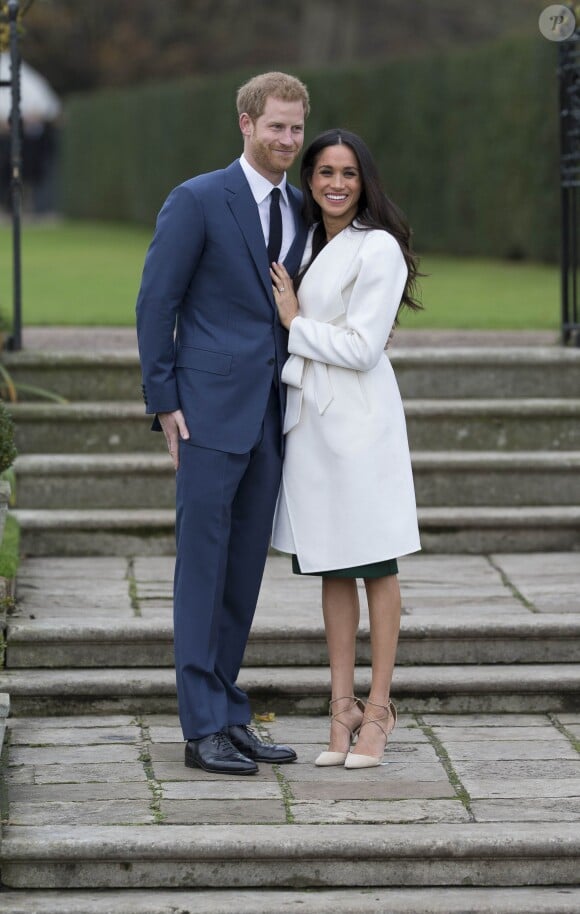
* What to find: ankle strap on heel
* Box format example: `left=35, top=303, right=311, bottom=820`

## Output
left=360, top=698, right=397, bottom=739
left=328, top=696, right=365, bottom=716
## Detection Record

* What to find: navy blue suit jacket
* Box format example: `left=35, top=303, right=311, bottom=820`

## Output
left=136, top=160, right=307, bottom=454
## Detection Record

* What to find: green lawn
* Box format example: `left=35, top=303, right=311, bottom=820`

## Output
left=0, top=221, right=151, bottom=327
left=0, top=514, right=19, bottom=580
left=0, top=220, right=560, bottom=329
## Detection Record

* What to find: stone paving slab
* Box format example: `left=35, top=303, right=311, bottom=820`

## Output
left=7, top=800, right=154, bottom=827
left=7, top=783, right=152, bottom=802
left=6, top=715, right=137, bottom=729
left=161, top=781, right=282, bottom=800
left=149, top=761, right=281, bottom=783
left=3, top=762, right=148, bottom=785
left=8, top=725, right=141, bottom=746
left=159, top=799, right=287, bottom=825
left=460, top=777, right=580, bottom=799
left=452, top=759, right=580, bottom=780
left=15, top=557, right=129, bottom=579
left=470, top=798, right=580, bottom=823
left=8, top=744, right=141, bottom=766
left=290, top=797, right=470, bottom=824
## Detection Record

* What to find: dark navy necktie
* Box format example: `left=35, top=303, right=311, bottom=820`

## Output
left=267, top=187, right=282, bottom=264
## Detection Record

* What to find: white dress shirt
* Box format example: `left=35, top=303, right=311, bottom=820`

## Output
left=239, top=154, right=296, bottom=263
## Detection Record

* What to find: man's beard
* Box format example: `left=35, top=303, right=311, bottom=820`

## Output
left=251, top=140, right=298, bottom=176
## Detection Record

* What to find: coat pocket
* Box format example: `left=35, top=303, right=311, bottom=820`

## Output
left=175, top=346, right=233, bottom=375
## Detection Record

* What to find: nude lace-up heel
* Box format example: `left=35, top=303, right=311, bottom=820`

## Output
left=315, top=696, right=365, bottom=767
left=344, top=698, right=397, bottom=769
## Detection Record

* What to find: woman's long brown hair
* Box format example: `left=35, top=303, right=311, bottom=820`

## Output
left=296, top=128, right=423, bottom=315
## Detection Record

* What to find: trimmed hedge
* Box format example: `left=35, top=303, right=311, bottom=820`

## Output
left=61, top=35, right=559, bottom=260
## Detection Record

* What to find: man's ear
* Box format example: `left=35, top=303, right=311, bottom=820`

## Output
left=239, top=113, right=253, bottom=136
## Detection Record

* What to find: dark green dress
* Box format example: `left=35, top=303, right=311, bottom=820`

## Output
left=292, top=555, right=398, bottom=579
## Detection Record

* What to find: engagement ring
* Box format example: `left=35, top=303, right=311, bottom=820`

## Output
left=279, top=285, right=285, bottom=292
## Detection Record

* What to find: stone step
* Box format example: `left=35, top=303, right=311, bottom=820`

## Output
left=6, top=616, right=580, bottom=669
left=8, top=399, right=580, bottom=454
left=10, top=402, right=164, bottom=454
left=0, top=823, right=578, bottom=890
left=11, top=506, right=580, bottom=556
left=3, top=888, right=580, bottom=914
left=0, top=664, right=578, bottom=716
left=2, top=350, right=141, bottom=401
left=13, top=451, right=580, bottom=509
left=4, top=345, right=580, bottom=400
left=393, top=347, right=580, bottom=399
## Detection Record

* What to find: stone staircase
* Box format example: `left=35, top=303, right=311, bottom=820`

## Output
left=1, top=339, right=580, bottom=911
left=0, top=552, right=579, bottom=912
left=4, top=344, right=580, bottom=555
left=1, top=549, right=579, bottom=720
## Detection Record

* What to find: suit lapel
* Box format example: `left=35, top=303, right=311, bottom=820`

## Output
left=224, top=161, right=308, bottom=303
left=224, top=161, right=273, bottom=300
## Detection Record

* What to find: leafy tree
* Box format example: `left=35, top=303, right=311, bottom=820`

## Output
left=19, top=0, right=546, bottom=96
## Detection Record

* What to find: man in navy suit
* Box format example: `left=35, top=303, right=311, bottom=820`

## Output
left=136, top=72, right=309, bottom=774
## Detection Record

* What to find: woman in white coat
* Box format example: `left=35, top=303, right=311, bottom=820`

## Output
left=270, top=129, right=422, bottom=769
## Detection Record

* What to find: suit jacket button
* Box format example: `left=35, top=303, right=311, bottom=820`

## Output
left=267, top=358, right=275, bottom=365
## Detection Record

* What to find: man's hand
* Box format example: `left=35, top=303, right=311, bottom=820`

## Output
left=158, top=410, right=190, bottom=470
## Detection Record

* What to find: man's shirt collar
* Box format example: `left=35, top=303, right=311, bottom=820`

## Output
left=240, top=154, right=289, bottom=206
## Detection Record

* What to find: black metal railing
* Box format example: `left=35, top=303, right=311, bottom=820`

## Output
left=559, top=29, right=580, bottom=346
left=0, top=0, right=22, bottom=351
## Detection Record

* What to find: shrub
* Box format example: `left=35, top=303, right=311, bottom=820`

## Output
left=60, top=34, right=559, bottom=261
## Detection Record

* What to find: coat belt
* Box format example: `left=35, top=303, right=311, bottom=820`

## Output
left=281, top=355, right=333, bottom=433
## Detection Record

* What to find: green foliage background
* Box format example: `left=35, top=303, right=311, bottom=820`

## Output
left=61, top=35, right=558, bottom=261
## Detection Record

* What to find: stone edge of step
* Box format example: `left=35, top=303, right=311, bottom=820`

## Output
left=1, top=821, right=579, bottom=860
left=1, top=665, right=579, bottom=695
left=4, top=345, right=580, bottom=366
left=13, top=451, right=580, bottom=474
left=11, top=507, right=580, bottom=530
left=2, top=887, right=580, bottom=914
left=7, top=399, right=580, bottom=419
left=6, top=615, right=580, bottom=644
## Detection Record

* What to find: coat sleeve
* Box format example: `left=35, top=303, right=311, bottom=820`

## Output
left=287, top=230, right=408, bottom=372
left=136, top=182, right=205, bottom=414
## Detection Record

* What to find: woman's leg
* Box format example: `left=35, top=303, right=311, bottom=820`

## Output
left=352, top=573, right=401, bottom=758
left=321, top=578, right=364, bottom=752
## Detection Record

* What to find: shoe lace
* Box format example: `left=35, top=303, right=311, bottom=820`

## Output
left=232, top=725, right=267, bottom=746
left=212, top=731, right=235, bottom=751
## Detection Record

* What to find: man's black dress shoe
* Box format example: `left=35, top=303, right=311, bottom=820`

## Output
left=228, top=724, right=297, bottom=763
left=185, top=731, right=258, bottom=775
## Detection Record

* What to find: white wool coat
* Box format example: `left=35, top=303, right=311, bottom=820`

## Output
left=271, top=224, right=421, bottom=573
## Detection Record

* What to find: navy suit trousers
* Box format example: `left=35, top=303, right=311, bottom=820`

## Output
left=173, top=384, right=282, bottom=739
